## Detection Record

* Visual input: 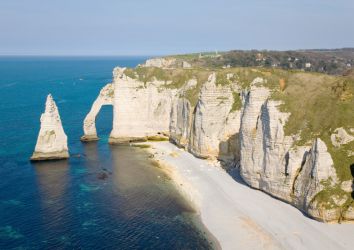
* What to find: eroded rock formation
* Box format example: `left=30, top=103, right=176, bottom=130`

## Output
left=109, top=67, right=175, bottom=143
left=293, top=138, right=339, bottom=221
left=239, top=81, right=299, bottom=202
left=31, top=94, right=69, bottom=161
left=81, top=83, right=114, bottom=141
left=238, top=80, right=353, bottom=222
left=170, top=73, right=241, bottom=165
left=142, top=58, right=176, bottom=68
left=83, top=65, right=353, bottom=222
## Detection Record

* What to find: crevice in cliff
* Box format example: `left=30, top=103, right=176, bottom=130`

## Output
left=217, top=133, right=240, bottom=171
left=351, top=164, right=354, bottom=199
left=291, top=150, right=309, bottom=198
left=284, top=152, right=290, bottom=176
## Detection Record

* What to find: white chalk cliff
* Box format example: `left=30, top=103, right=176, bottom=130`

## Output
left=142, top=57, right=193, bottom=69
left=170, top=73, right=240, bottom=164
left=238, top=81, right=352, bottom=221
left=31, top=94, right=69, bottom=160
left=81, top=83, right=114, bottom=141
left=82, top=65, right=354, bottom=222
left=109, top=67, right=175, bottom=143
left=142, top=57, right=177, bottom=68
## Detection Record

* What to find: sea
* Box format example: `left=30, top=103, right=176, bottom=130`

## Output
left=0, top=56, right=213, bottom=249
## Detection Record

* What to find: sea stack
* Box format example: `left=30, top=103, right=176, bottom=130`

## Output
left=31, top=94, right=69, bottom=161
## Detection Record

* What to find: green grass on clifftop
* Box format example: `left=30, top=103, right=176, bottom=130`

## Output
left=124, top=67, right=210, bottom=108
left=269, top=71, right=354, bottom=181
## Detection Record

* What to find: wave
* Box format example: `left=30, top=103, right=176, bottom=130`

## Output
left=0, top=82, right=17, bottom=88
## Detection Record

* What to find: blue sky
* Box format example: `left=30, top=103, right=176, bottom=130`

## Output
left=0, top=0, right=353, bottom=55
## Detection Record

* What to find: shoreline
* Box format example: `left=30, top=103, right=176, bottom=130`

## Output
left=151, top=154, right=221, bottom=250
left=143, top=141, right=354, bottom=250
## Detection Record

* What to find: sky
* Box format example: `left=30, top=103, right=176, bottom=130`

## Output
left=0, top=0, right=353, bottom=56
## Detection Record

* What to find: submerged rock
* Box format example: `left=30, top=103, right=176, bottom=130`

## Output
left=79, top=184, right=100, bottom=192
left=0, top=226, right=23, bottom=239
left=31, top=94, right=69, bottom=161
left=97, top=172, right=109, bottom=180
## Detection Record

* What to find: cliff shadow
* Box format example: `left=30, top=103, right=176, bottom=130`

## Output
left=95, top=105, right=113, bottom=142
left=81, top=141, right=114, bottom=181
left=351, top=163, right=354, bottom=199
left=32, top=160, right=70, bottom=200
left=218, top=133, right=247, bottom=186
left=32, top=160, right=70, bottom=233
left=82, top=141, right=99, bottom=164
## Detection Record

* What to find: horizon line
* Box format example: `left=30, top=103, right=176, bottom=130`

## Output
left=1, top=47, right=354, bottom=57
left=0, top=54, right=159, bottom=57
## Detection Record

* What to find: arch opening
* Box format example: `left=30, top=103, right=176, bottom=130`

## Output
left=81, top=83, right=114, bottom=141
left=96, top=105, right=113, bottom=141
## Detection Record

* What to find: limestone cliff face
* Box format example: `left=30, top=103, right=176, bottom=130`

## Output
left=83, top=66, right=353, bottom=222
left=142, top=58, right=176, bottom=68
left=168, top=74, right=241, bottom=165
left=142, top=57, right=192, bottom=69
left=239, top=81, right=353, bottom=222
left=239, top=81, right=297, bottom=201
left=109, top=67, right=176, bottom=143
left=85, top=68, right=241, bottom=163
left=169, top=80, right=195, bottom=148
left=31, top=94, right=69, bottom=161
left=81, top=83, right=114, bottom=141
left=293, top=139, right=339, bottom=221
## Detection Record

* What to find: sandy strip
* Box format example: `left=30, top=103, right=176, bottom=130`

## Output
left=144, top=141, right=354, bottom=250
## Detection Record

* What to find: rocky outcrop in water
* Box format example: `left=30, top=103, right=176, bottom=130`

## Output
left=31, top=94, right=69, bottom=161
left=81, top=83, right=114, bottom=141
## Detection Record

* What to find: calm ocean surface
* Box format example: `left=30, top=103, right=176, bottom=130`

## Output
left=0, top=57, right=212, bottom=249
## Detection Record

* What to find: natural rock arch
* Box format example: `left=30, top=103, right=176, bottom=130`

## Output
left=81, top=83, right=114, bottom=141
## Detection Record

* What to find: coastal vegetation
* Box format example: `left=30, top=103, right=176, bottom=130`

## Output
left=147, top=136, right=169, bottom=141
left=131, top=144, right=151, bottom=149
left=171, top=48, right=354, bottom=75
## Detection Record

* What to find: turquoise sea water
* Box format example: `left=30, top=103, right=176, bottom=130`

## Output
left=0, top=57, right=212, bottom=249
